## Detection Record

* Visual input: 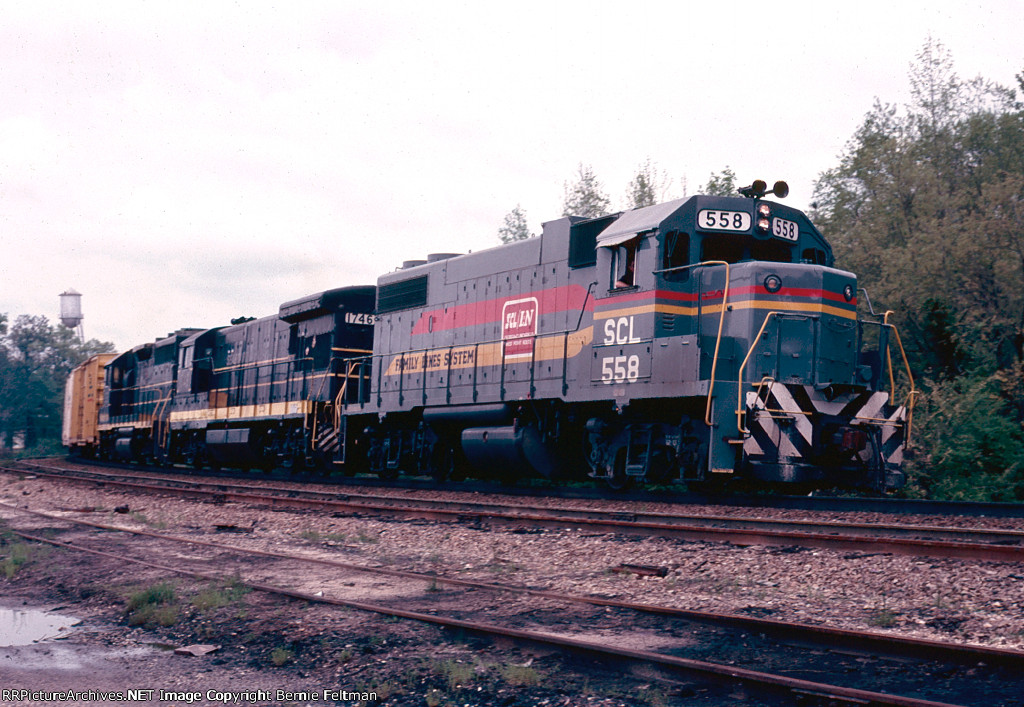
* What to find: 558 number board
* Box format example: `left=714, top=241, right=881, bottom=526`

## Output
left=698, top=209, right=750, bottom=232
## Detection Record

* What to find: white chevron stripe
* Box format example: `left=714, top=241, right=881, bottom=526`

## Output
left=768, top=385, right=813, bottom=446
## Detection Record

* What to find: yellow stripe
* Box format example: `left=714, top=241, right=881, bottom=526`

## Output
left=595, top=300, right=857, bottom=321
left=97, top=421, right=152, bottom=431
left=169, top=400, right=314, bottom=423
left=214, top=355, right=294, bottom=373
left=383, top=327, right=594, bottom=377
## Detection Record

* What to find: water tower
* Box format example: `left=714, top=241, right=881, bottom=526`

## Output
left=59, top=289, right=84, bottom=342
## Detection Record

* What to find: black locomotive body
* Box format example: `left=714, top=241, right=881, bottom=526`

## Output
left=98, top=329, right=200, bottom=462
left=76, top=192, right=912, bottom=492
left=96, top=287, right=375, bottom=470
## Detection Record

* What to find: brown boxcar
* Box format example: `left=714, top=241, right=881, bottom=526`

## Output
left=62, top=353, right=116, bottom=456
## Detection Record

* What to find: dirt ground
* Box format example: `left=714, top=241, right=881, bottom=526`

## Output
left=0, top=510, right=768, bottom=706
left=3, top=467, right=1023, bottom=706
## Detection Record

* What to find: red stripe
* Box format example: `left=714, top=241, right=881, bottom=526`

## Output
left=410, top=283, right=856, bottom=335
left=410, top=284, right=593, bottom=335
left=594, top=287, right=856, bottom=309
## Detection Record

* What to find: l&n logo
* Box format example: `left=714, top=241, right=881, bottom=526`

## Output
left=501, top=297, right=538, bottom=359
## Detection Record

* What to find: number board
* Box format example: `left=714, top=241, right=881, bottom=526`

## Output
left=771, top=218, right=799, bottom=242
left=345, top=312, right=374, bottom=325
left=697, top=210, right=751, bottom=232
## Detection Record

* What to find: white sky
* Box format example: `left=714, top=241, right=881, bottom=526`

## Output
left=2, top=0, right=1022, bottom=350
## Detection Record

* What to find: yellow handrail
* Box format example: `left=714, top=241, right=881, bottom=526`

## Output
left=882, top=311, right=918, bottom=444
left=697, top=261, right=731, bottom=426
left=735, top=312, right=784, bottom=434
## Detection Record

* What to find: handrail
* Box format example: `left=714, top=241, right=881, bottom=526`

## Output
left=655, top=260, right=731, bottom=425
left=882, top=311, right=918, bottom=444
left=677, top=261, right=732, bottom=427
left=735, top=311, right=784, bottom=434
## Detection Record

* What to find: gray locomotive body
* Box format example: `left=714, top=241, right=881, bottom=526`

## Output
left=346, top=194, right=911, bottom=490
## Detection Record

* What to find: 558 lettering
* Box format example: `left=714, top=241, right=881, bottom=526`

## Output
left=698, top=209, right=751, bottom=232
left=601, top=355, right=640, bottom=384
left=771, top=218, right=799, bottom=241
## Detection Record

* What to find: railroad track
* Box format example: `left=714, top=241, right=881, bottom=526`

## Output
left=3, top=501, right=1022, bottom=706
left=6, top=460, right=1024, bottom=562
left=34, top=455, right=1024, bottom=518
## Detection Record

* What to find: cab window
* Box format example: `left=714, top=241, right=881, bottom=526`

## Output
left=700, top=236, right=792, bottom=264
left=611, top=239, right=638, bottom=289
left=660, top=231, right=690, bottom=282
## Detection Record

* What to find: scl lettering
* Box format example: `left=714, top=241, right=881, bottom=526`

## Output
left=603, top=316, right=641, bottom=345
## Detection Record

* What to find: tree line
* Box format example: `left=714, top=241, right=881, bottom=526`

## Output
left=500, top=39, right=1024, bottom=500
left=0, top=313, right=114, bottom=455
left=812, top=39, right=1024, bottom=501
left=498, top=163, right=737, bottom=243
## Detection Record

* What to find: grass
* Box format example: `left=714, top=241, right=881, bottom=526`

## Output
left=126, top=581, right=179, bottom=627
left=501, top=662, right=540, bottom=686
left=869, top=608, right=900, bottom=628
left=434, top=659, right=474, bottom=690
left=270, top=645, right=294, bottom=666
left=1, top=540, right=34, bottom=579
left=191, top=577, right=250, bottom=612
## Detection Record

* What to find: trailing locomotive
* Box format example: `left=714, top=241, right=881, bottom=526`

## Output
left=65, top=184, right=914, bottom=491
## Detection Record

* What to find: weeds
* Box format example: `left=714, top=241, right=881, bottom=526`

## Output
left=126, top=581, right=179, bottom=627
left=501, top=662, right=540, bottom=686
left=128, top=512, right=167, bottom=530
left=270, top=646, right=294, bottom=666
left=434, top=659, right=474, bottom=690
left=1, top=541, right=32, bottom=579
left=192, top=577, right=250, bottom=612
left=869, top=608, right=899, bottom=628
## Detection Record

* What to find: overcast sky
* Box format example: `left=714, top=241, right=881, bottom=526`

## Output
left=2, top=1, right=1022, bottom=351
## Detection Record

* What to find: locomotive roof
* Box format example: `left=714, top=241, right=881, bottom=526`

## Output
left=279, top=285, right=376, bottom=323
left=596, top=197, right=688, bottom=246
left=596, top=194, right=832, bottom=255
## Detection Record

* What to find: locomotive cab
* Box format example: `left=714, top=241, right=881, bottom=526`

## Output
left=584, top=192, right=910, bottom=490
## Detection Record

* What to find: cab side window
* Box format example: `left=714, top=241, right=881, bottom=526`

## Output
left=661, top=231, right=690, bottom=281
left=612, top=240, right=637, bottom=289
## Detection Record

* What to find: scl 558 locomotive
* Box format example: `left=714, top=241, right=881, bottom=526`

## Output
left=65, top=185, right=914, bottom=492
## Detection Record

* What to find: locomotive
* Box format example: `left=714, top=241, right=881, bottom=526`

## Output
left=64, top=183, right=914, bottom=491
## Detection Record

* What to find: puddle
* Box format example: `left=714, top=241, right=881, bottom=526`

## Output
left=0, top=607, right=81, bottom=647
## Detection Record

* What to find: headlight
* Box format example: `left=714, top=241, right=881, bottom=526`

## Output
left=764, top=274, right=782, bottom=293
left=843, top=284, right=854, bottom=302
left=757, top=203, right=771, bottom=218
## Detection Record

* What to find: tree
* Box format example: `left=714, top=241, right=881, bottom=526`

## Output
left=810, top=39, right=1024, bottom=500
left=562, top=163, right=611, bottom=218
left=497, top=204, right=533, bottom=243
left=0, top=314, right=115, bottom=452
left=701, top=167, right=738, bottom=196
left=625, top=158, right=671, bottom=209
